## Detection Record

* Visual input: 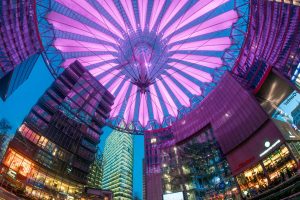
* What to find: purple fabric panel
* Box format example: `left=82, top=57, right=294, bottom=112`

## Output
left=0, top=0, right=42, bottom=73
left=145, top=173, right=163, bottom=200
left=233, top=0, right=300, bottom=77
left=226, top=120, right=285, bottom=175
left=172, top=72, right=268, bottom=154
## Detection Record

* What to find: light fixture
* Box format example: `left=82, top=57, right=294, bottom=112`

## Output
left=264, top=141, right=270, bottom=148
left=260, top=139, right=281, bottom=157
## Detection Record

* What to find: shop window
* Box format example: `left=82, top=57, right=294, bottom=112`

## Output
left=28, top=168, right=39, bottom=182
left=19, top=160, right=32, bottom=176
left=2, top=149, right=80, bottom=199
left=262, top=145, right=297, bottom=184
left=9, top=153, right=23, bottom=172
left=236, top=163, right=268, bottom=198
left=35, top=171, right=46, bottom=184
left=3, top=149, right=15, bottom=167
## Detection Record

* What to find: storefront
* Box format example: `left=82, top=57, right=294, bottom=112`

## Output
left=0, top=148, right=83, bottom=200
left=256, top=69, right=300, bottom=163
left=225, top=117, right=300, bottom=198
left=236, top=144, right=297, bottom=198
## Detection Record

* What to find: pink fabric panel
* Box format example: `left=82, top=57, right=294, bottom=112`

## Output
left=98, top=0, right=127, bottom=31
left=163, top=0, right=229, bottom=38
left=120, top=0, right=137, bottom=31
left=169, top=37, right=232, bottom=52
left=54, top=38, right=117, bottom=52
left=170, top=54, right=223, bottom=68
left=149, top=85, right=164, bottom=123
left=155, top=79, right=178, bottom=116
left=110, top=81, right=131, bottom=117
left=123, top=85, right=138, bottom=123
left=138, top=0, right=148, bottom=31
left=161, top=74, right=190, bottom=107
left=168, top=10, right=238, bottom=43
left=108, top=75, right=125, bottom=94
left=170, top=62, right=213, bottom=83
left=166, top=69, right=202, bottom=95
left=139, top=93, right=149, bottom=126
left=158, top=0, right=188, bottom=33
left=149, top=0, right=166, bottom=32
left=89, top=63, right=118, bottom=76
left=99, top=71, right=120, bottom=86
left=55, top=0, right=123, bottom=39
left=47, top=12, right=118, bottom=44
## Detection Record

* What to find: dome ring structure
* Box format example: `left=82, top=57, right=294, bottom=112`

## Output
left=36, top=0, right=249, bottom=134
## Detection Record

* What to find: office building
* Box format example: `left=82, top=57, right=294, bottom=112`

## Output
left=0, top=61, right=114, bottom=199
left=102, top=130, right=133, bottom=200
left=87, top=150, right=104, bottom=189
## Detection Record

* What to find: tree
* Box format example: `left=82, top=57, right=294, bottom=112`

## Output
left=0, top=118, right=12, bottom=134
left=0, top=118, right=12, bottom=161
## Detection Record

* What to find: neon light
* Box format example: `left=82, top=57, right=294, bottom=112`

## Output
left=259, top=139, right=281, bottom=157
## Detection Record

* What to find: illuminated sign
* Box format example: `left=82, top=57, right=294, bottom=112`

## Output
left=7, top=169, right=16, bottom=179
left=163, top=192, right=184, bottom=200
left=273, top=90, right=300, bottom=126
left=259, top=139, right=281, bottom=157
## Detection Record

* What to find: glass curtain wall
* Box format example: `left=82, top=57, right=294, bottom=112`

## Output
left=161, top=127, right=239, bottom=200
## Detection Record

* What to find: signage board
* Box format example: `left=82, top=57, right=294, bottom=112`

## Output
left=163, top=192, right=184, bottom=200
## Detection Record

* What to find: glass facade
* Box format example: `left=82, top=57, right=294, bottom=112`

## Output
left=19, top=124, right=72, bottom=163
left=102, top=130, right=133, bottom=200
left=0, top=61, right=114, bottom=199
left=236, top=145, right=298, bottom=198
left=87, top=151, right=103, bottom=189
left=161, top=127, right=239, bottom=200
left=2, top=148, right=82, bottom=200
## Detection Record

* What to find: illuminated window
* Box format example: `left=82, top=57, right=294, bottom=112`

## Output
left=10, top=153, right=23, bottom=172
left=3, top=149, right=34, bottom=177
left=19, top=160, right=32, bottom=176
left=151, top=138, right=157, bottom=144
left=3, top=149, right=15, bottom=167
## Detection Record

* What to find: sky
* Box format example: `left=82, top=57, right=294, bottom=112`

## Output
left=0, top=56, right=144, bottom=199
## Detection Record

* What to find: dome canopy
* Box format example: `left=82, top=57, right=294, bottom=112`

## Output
left=39, top=0, right=248, bottom=133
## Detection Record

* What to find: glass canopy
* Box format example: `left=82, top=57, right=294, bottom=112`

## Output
left=38, top=0, right=248, bottom=133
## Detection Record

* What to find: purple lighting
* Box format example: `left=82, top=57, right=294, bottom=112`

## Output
left=42, top=0, right=242, bottom=133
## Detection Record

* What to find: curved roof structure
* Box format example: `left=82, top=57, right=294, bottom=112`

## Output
left=37, top=0, right=248, bottom=133
left=232, top=0, right=300, bottom=91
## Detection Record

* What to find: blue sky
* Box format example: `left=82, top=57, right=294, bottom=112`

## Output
left=0, top=56, right=143, bottom=199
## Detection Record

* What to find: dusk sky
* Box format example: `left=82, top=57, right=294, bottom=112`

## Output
left=0, top=56, right=144, bottom=199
